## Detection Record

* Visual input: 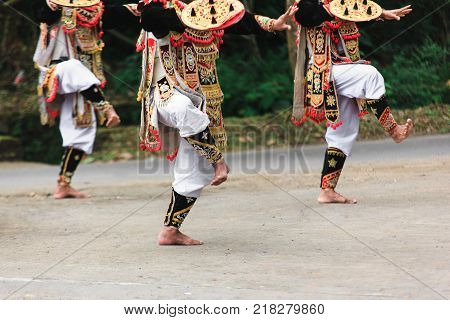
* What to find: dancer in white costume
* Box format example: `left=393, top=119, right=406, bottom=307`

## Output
left=292, top=0, right=414, bottom=204
left=34, top=0, right=139, bottom=199
left=137, top=0, right=297, bottom=245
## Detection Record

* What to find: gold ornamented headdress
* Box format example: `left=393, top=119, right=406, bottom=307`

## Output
left=181, top=0, right=245, bottom=31
left=50, top=0, right=101, bottom=8
left=329, top=0, right=382, bottom=22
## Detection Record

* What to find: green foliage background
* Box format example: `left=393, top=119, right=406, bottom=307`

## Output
left=0, top=0, right=448, bottom=163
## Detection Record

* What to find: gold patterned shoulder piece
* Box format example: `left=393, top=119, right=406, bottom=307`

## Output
left=50, top=0, right=100, bottom=7
left=329, top=0, right=382, bottom=22
left=181, top=0, right=245, bottom=31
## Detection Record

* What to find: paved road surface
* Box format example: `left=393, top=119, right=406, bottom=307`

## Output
left=0, top=134, right=449, bottom=299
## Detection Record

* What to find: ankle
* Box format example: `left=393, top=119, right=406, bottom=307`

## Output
left=388, top=123, right=399, bottom=136
left=57, top=175, right=71, bottom=187
left=161, top=226, right=179, bottom=234
left=213, top=158, right=225, bottom=167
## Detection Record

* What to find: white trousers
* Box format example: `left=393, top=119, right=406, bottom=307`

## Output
left=157, top=90, right=214, bottom=198
left=56, top=59, right=100, bottom=154
left=325, top=64, right=386, bottom=156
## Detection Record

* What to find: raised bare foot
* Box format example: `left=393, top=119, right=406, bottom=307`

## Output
left=211, top=159, right=228, bottom=186
left=158, top=227, right=203, bottom=246
left=318, top=188, right=357, bottom=204
left=105, top=108, right=121, bottom=128
left=53, top=185, right=86, bottom=199
left=390, top=119, right=413, bottom=143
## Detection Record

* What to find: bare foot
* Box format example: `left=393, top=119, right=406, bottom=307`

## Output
left=318, top=188, right=357, bottom=204
left=390, top=119, right=413, bottom=143
left=53, top=185, right=86, bottom=199
left=158, top=227, right=203, bottom=246
left=105, top=108, right=121, bottom=128
left=211, top=159, right=228, bottom=186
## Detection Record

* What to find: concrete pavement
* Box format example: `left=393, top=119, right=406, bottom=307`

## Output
left=0, top=134, right=449, bottom=299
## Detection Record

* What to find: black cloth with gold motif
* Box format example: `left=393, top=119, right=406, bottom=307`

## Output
left=58, top=147, right=85, bottom=185
left=321, top=147, right=346, bottom=189
left=164, top=189, right=198, bottom=229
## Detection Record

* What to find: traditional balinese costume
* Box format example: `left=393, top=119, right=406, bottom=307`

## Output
left=33, top=0, right=139, bottom=190
left=292, top=0, right=404, bottom=191
left=137, top=0, right=277, bottom=229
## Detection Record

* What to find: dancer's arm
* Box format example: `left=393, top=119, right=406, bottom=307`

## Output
left=294, top=0, right=333, bottom=27
left=35, top=0, right=61, bottom=25
left=140, top=3, right=185, bottom=38
left=102, top=4, right=141, bottom=30
left=227, top=6, right=298, bottom=35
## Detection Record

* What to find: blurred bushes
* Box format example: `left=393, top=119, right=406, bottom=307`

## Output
left=380, top=40, right=449, bottom=108
left=0, top=0, right=448, bottom=163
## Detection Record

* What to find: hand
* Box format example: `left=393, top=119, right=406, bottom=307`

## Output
left=381, top=5, right=412, bottom=21
left=273, top=5, right=299, bottom=32
left=105, top=108, right=121, bottom=128
left=46, top=0, right=59, bottom=11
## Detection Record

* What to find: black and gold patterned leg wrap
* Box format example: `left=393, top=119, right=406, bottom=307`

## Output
left=185, top=127, right=224, bottom=165
left=321, top=147, right=346, bottom=189
left=366, top=95, right=398, bottom=133
left=164, top=189, right=197, bottom=229
left=58, top=147, right=85, bottom=186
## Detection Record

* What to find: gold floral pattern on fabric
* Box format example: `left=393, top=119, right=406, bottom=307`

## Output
left=75, top=99, right=94, bottom=128
left=186, top=138, right=223, bottom=164
left=378, top=107, right=398, bottom=133
left=184, top=28, right=227, bottom=148
left=185, top=128, right=223, bottom=165
left=339, top=22, right=361, bottom=61
left=59, top=4, right=106, bottom=84
left=164, top=189, right=197, bottom=229
left=296, top=12, right=371, bottom=129
left=138, top=37, right=162, bottom=153
left=254, top=15, right=275, bottom=32
left=321, top=147, right=346, bottom=189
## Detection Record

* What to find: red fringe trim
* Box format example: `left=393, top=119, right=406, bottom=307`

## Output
left=305, top=106, right=326, bottom=123
left=139, top=129, right=162, bottom=153
left=46, top=106, right=60, bottom=119
left=100, top=80, right=106, bottom=89
left=183, top=32, right=216, bottom=45
left=173, top=0, right=185, bottom=9
left=136, top=40, right=145, bottom=52
left=166, top=149, right=178, bottom=162
left=76, top=3, right=104, bottom=28
left=358, top=110, right=369, bottom=118
left=326, top=120, right=343, bottom=130
left=291, top=116, right=307, bottom=126
left=62, top=26, right=77, bottom=34
left=212, top=30, right=224, bottom=38
left=45, top=77, right=59, bottom=103
left=324, top=20, right=342, bottom=30
left=342, top=33, right=361, bottom=40
left=170, top=35, right=184, bottom=48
